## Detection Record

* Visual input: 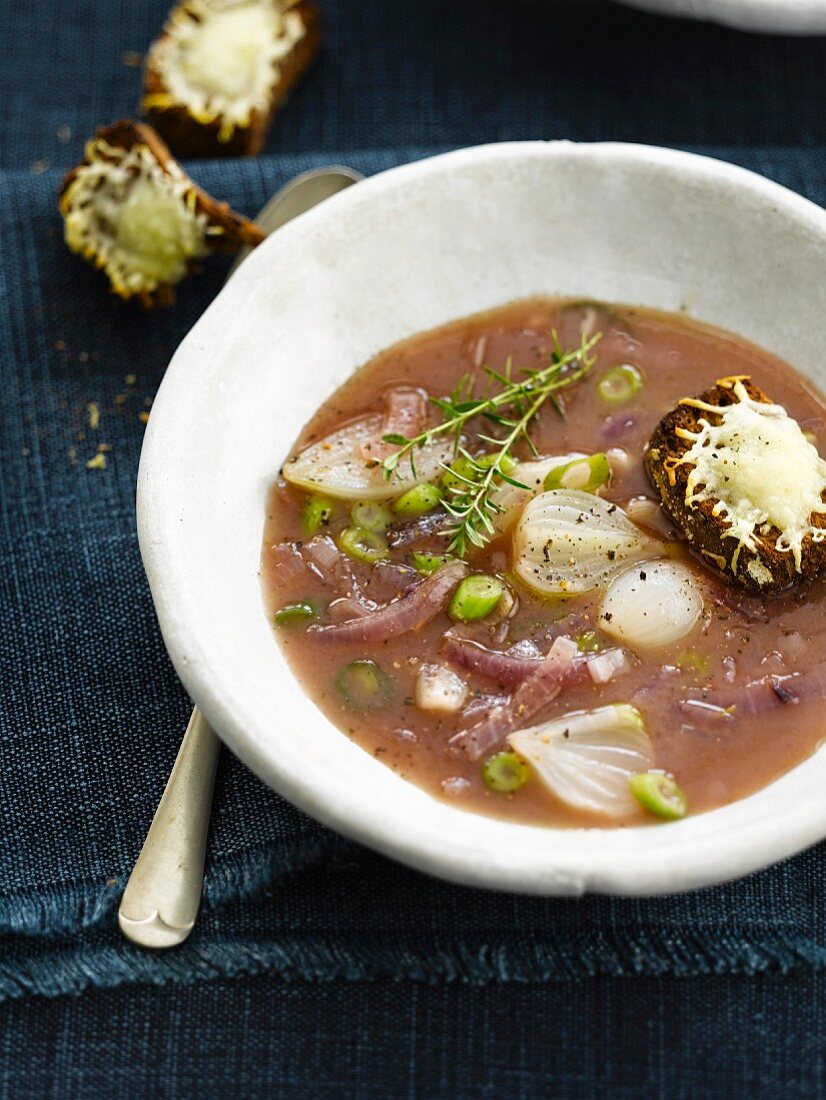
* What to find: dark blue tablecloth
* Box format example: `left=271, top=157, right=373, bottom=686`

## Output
left=3, top=0, right=826, bottom=1095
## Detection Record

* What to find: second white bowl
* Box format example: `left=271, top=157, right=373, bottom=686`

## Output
left=617, top=0, right=826, bottom=34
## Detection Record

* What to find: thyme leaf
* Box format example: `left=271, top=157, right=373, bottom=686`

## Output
left=381, top=330, right=601, bottom=556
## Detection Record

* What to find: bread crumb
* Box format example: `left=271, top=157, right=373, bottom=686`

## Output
left=139, top=410, right=151, bottom=425
left=86, top=453, right=107, bottom=470
left=87, top=401, right=100, bottom=430
left=125, top=373, right=137, bottom=386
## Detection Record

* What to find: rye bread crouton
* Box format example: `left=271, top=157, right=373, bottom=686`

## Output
left=141, top=0, right=321, bottom=158
left=60, top=120, right=264, bottom=306
left=645, top=376, right=826, bottom=593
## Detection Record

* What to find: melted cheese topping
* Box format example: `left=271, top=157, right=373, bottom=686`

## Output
left=146, top=0, right=305, bottom=138
left=61, top=140, right=211, bottom=296
left=676, top=379, right=826, bottom=571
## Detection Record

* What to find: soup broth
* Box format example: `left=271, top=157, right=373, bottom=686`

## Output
left=261, top=300, right=826, bottom=827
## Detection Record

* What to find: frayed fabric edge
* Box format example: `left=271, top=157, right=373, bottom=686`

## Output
left=1, top=930, right=825, bottom=1004
left=0, top=831, right=346, bottom=939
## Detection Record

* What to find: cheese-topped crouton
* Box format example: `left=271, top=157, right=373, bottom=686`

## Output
left=141, top=0, right=321, bottom=158
left=645, top=376, right=826, bottom=593
left=60, top=120, right=264, bottom=306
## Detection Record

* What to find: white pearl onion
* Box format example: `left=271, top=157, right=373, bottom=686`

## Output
left=599, top=560, right=703, bottom=651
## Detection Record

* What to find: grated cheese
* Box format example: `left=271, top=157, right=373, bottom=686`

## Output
left=61, top=140, right=209, bottom=297
left=674, top=379, right=826, bottom=572
left=146, top=0, right=306, bottom=139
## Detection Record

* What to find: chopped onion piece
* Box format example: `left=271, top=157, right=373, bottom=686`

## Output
left=283, top=415, right=453, bottom=501
left=600, top=561, right=703, bottom=651
left=587, top=647, right=632, bottom=685
left=303, top=534, right=340, bottom=572
left=508, top=704, right=653, bottom=818
left=513, top=490, right=654, bottom=596
left=416, top=664, right=469, bottom=713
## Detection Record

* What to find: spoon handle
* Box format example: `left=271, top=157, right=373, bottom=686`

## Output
left=118, top=708, right=220, bottom=948
left=119, top=166, right=363, bottom=950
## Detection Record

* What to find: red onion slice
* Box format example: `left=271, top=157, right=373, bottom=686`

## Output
left=387, top=510, right=450, bottom=548
left=449, top=636, right=578, bottom=760
left=441, top=633, right=542, bottom=688
left=303, top=534, right=341, bottom=573
left=268, top=541, right=309, bottom=587
left=308, top=561, right=468, bottom=644
left=361, top=387, right=429, bottom=462
left=678, top=659, right=826, bottom=724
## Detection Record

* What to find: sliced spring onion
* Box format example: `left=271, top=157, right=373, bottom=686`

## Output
left=597, top=364, right=643, bottom=404
left=393, top=482, right=442, bottom=518
left=301, top=495, right=334, bottom=536
left=448, top=575, right=504, bottom=622
left=440, top=455, right=477, bottom=495
left=513, top=490, right=654, bottom=597
left=543, top=453, right=610, bottom=494
left=629, top=772, right=688, bottom=821
left=488, top=452, right=586, bottom=535
left=283, top=415, right=453, bottom=501
left=441, top=452, right=517, bottom=496
left=351, top=500, right=394, bottom=533
left=508, top=704, right=653, bottom=818
left=600, top=561, right=703, bottom=650
left=412, top=551, right=452, bottom=576
left=577, top=630, right=601, bottom=653
left=274, top=601, right=317, bottom=627
left=337, top=659, right=393, bottom=710
left=476, top=453, right=517, bottom=474
left=482, top=751, right=529, bottom=793
left=338, top=527, right=389, bottom=564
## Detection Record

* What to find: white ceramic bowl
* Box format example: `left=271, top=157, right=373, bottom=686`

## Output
left=617, top=0, right=826, bottom=33
left=139, top=141, right=826, bottom=896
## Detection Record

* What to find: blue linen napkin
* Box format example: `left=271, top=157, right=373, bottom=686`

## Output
left=3, top=144, right=826, bottom=1004
left=6, top=0, right=826, bottom=1011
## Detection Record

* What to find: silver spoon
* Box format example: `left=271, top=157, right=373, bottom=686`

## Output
left=118, top=166, right=363, bottom=949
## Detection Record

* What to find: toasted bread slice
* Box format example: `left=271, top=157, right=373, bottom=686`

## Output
left=141, top=0, right=320, bottom=158
left=60, top=120, right=264, bottom=307
left=645, top=377, right=826, bottom=593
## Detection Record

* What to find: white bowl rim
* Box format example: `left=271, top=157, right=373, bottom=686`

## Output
left=138, top=140, right=826, bottom=897
left=616, top=0, right=826, bottom=34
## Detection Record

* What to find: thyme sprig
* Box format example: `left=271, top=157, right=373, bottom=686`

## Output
left=381, top=330, right=601, bottom=556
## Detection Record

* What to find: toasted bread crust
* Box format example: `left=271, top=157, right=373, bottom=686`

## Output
left=60, top=120, right=264, bottom=306
left=141, top=0, right=320, bottom=158
left=645, top=377, right=826, bottom=593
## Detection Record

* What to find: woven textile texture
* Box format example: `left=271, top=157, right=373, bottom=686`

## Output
left=4, top=0, right=826, bottom=1092
left=4, top=142, right=826, bottom=1001
left=6, top=0, right=826, bottom=172
left=2, top=971, right=825, bottom=1100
